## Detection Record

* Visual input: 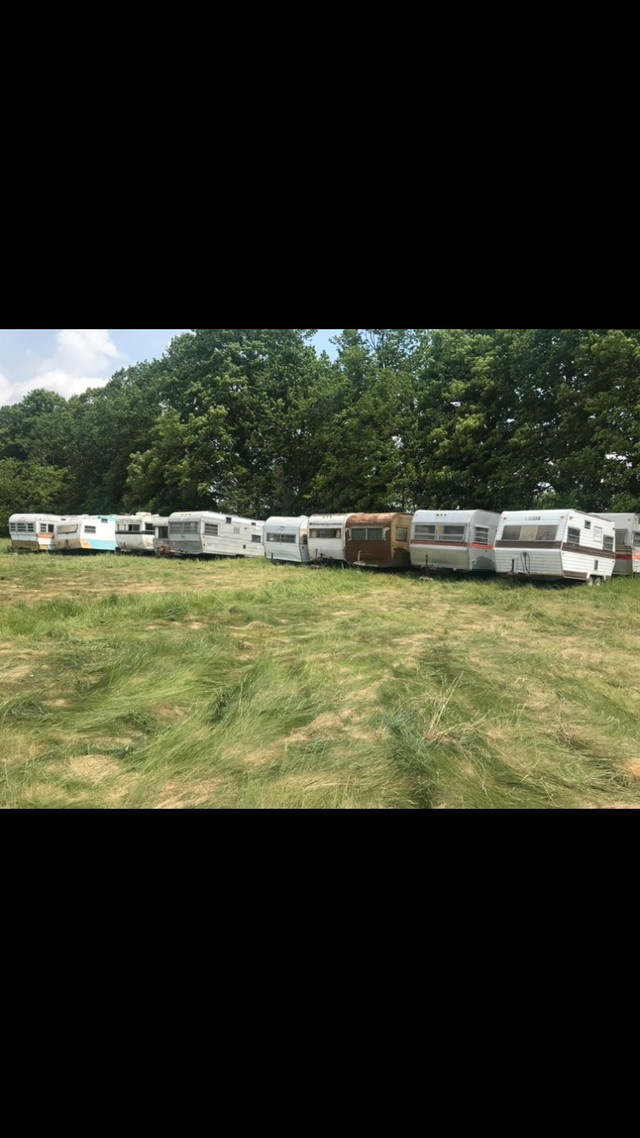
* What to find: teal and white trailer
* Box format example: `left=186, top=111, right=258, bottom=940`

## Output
left=53, top=515, right=118, bottom=554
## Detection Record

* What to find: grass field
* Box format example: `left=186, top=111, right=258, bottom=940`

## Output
left=2, top=540, right=640, bottom=809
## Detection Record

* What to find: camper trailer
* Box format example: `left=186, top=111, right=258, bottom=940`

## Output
left=307, top=514, right=351, bottom=565
left=264, top=516, right=310, bottom=563
left=166, top=511, right=264, bottom=558
left=493, top=509, right=616, bottom=583
left=345, top=512, right=413, bottom=569
left=8, top=513, right=65, bottom=552
left=115, top=513, right=157, bottom=554
left=597, top=513, right=640, bottom=575
left=53, top=515, right=118, bottom=554
left=150, top=515, right=170, bottom=556
left=409, top=509, right=500, bottom=573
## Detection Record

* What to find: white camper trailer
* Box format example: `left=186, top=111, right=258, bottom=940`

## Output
left=264, top=516, right=310, bottom=563
left=8, top=513, right=65, bottom=552
left=150, top=515, right=170, bottom=556
left=53, top=515, right=118, bottom=554
left=115, top=513, right=157, bottom=554
left=597, top=513, right=640, bottom=576
left=166, top=511, right=264, bottom=558
left=493, top=509, right=616, bottom=583
left=307, top=514, right=351, bottom=565
left=409, top=509, right=500, bottom=573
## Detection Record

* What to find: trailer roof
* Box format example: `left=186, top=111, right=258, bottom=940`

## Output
left=413, top=509, right=482, bottom=523
left=499, top=508, right=614, bottom=522
left=168, top=510, right=264, bottom=525
left=347, top=512, right=412, bottom=524
left=265, top=516, right=308, bottom=526
left=9, top=513, right=66, bottom=522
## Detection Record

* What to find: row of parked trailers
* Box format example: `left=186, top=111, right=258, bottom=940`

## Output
left=7, top=508, right=640, bottom=582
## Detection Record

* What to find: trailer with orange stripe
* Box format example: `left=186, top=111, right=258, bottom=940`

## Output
left=598, top=513, right=640, bottom=575
left=409, top=509, right=500, bottom=574
left=8, top=513, right=66, bottom=552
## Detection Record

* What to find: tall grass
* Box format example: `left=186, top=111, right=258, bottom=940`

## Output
left=2, top=549, right=640, bottom=807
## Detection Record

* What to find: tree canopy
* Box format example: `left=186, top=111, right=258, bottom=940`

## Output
left=2, top=328, right=640, bottom=533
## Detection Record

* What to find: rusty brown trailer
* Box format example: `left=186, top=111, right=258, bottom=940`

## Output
left=344, top=513, right=413, bottom=569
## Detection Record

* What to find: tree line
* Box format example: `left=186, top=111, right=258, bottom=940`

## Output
left=2, top=328, right=640, bottom=534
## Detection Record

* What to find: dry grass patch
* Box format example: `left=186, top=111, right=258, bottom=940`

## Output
left=67, top=754, right=121, bottom=781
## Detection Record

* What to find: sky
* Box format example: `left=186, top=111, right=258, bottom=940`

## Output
left=0, top=329, right=343, bottom=408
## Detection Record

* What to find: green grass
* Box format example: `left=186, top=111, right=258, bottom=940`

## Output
left=2, top=546, right=640, bottom=808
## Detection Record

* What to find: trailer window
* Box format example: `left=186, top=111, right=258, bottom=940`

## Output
left=474, top=526, right=489, bottom=543
left=442, top=525, right=465, bottom=540
left=593, top=525, right=602, bottom=542
left=396, top=527, right=408, bottom=541
left=634, top=532, right=640, bottom=549
left=170, top=521, right=197, bottom=534
left=603, top=535, right=614, bottom=551
left=157, top=526, right=168, bottom=539
left=226, top=517, right=232, bottom=524
left=84, top=525, right=96, bottom=534
left=567, top=527, right=580, bottom=544
left=144, top=523, right=154, bottom=533
left=310, top=527, right=341, bottom=539
left=266, top=531, right=295, bottom=543
left=501, top=524, right=557, bottom=541
left=350, top=526, right=384, bottom=541
left=251, top=534, right=262, bottom=543
left=584, top=519, right=591, bottom=530
left=420, top=524, right=465, bottom=541
left=413, top=523, right=465, bottom=541
left=204, top=523, right=219, bottom=536
left=47, top=524, right=55, bottom=533
left=57, top=524, right=78, bottom=534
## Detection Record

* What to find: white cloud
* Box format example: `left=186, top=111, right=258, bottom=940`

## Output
left=0, top=372, right=13, bottom=404
left=54, top=329, right=123, bottom=372
left=3, top=329, right=126, bottom=405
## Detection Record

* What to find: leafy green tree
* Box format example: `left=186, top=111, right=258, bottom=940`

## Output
left=0, top=458, right=68, bottom=535
left=137, top=329, right=328, bottom=517
left=545, top=329, right=640, bottom=510
left=307, top=330, right=420, bottom=511
left=125, top=405, right=241, bottom=515
left=63, top=359, right=167, bottom=513
left=0, top=389, right=70, bottom=466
